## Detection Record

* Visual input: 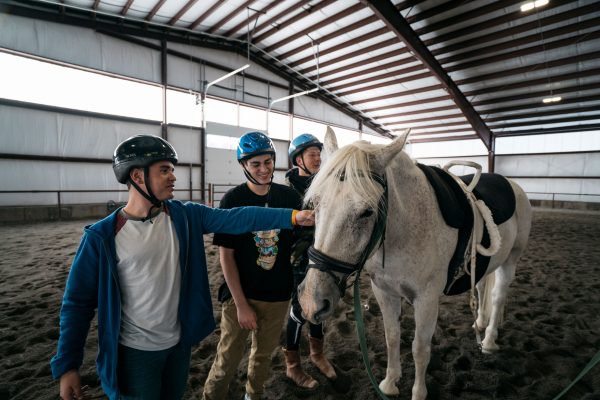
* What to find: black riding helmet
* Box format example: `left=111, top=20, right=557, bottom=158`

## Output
left=113, top=135, right=178, bottom=215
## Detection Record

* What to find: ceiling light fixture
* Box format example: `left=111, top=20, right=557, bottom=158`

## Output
left=521, top=0, right=549, bottom=12
left=542, top=96, right=562, bottom=103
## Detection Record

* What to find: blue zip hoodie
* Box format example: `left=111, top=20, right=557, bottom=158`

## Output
left=50, top=200, right=294, bottom=399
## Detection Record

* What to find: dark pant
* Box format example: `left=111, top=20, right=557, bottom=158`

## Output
left=286, top=266, right=324, bottom=350
left=117, top=342, right=191, bottom=400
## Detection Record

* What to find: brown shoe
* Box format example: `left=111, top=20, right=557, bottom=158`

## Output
left=309, top=336, right=337, bottom=380
left=283, top=347, right=319, bottom=390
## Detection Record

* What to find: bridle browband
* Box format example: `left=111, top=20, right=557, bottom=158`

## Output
left=308, top=171, right=389, bottom=296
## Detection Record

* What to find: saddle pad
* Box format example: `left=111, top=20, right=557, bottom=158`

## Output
left=460, top=173, right=516, bottom=225
left=416, top=164, right=472, bottom=229
left=417, top=164, right=517, bottom=296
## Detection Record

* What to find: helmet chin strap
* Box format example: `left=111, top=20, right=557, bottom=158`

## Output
left=298, top=154, right=315, bottom=176
left=128, top=167, right=163, bottom=222
left=242, top=167, right=273, bottom=186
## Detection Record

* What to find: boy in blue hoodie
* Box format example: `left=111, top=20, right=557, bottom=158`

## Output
left=51, top=135, right=313, bottom=400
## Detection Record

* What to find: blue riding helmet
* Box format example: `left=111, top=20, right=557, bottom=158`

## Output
left=288, top=133, right=322, bottom=166
left=237, top=131, right=276, bottom=162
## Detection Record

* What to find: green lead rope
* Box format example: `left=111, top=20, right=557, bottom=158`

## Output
left=355, top=270, right=600, bottom=400
left=354, top=272, right=392, bottom=400
left=552, top=349, right=600, bottom=400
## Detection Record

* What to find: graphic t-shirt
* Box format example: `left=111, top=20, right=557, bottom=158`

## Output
left=213, top=182, right=302, bottom=302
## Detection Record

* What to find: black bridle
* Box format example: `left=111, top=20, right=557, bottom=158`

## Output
left=308, top=172, right=388, bottom=296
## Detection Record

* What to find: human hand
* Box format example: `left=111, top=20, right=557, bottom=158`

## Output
left=236, top=302, right=258, bottom=330
left=294, top=210, right=315, bottom=226
left=59, top=369, right=83, bottom=399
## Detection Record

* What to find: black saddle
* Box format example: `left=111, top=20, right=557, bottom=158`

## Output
left=416, top=164, right=516, bottom=295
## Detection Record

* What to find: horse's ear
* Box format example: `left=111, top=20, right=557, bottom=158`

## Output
left=375, top=129, right=410, bottom=167
left=323, top=126, right=339, bottom=159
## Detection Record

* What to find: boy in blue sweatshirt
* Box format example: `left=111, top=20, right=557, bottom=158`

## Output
left=50, top=135, right=313, bottom=400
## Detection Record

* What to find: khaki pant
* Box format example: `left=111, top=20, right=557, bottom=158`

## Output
left=203, top=298, right=289, bottom=400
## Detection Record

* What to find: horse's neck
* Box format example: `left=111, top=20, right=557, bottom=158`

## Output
left=385, top=154, right=439, bottom=237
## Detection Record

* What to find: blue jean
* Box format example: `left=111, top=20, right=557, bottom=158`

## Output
left=117, top=342, right=191, bottom=400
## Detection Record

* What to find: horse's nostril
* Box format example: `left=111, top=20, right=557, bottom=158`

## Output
left=322, top=299, right=331, bottom=313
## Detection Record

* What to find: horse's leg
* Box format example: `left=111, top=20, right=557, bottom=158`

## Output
left=411, top=292, right=439, bottom=400
left=481, top=256, right=517, bottom=353
left=371, top=281, right=402, bottom=396
left=474, top=273, right=494, bottom=331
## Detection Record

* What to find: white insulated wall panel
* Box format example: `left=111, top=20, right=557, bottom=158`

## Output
left=295, top=94, right=359, bottom=131
left=495, top=153, right=600, bottom=177
left=0, top=15, right=161, bottom=82
left=1, top=105, right=161, bottom=158
left=167, top=126, right=202, bottom=165
left=511, top=178, right=600, bottom=202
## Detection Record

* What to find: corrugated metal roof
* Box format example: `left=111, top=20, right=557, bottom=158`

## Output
left=3, top=0, right=600, bottom=147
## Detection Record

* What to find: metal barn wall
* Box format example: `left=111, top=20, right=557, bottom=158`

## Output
left=0, top=14, right=361, bottom=219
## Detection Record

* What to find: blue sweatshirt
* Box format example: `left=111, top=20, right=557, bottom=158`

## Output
left=50, top=200, right=294, bottom=399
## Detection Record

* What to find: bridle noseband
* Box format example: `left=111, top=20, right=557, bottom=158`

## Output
left=308, top=172, right=388, bottom=296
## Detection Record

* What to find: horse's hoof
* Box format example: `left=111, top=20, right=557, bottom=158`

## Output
left=481, top=344, right=499, bottom=354
left=472, top=321, right=485, bottom=332
left=379, top=380, right=400, bottom=396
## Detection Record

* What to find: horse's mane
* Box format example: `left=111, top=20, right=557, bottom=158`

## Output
left=305, top=141, right=385, bottom=213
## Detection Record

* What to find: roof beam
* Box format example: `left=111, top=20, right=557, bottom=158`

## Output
left=145, top=0, right=166, bottom=21
left=320, top=56, right=421, bottom=85
left=409, top=135, right=479, bottom=143
left=483, top=95, right=600, bottom=117
left=262, top=3, right=365, bottom=54
left=253, top=0, right=336, bottom=44
left=236, top=0, right=312, bottom=41
left=457, top=50, right=600, bottom=86
left=277, top=15, right=379, bottom=60
left=293, top=27, right=391, bottom=71
left=375, top=103, right=457, bottom=120
left=188, top=0, right=227, bottom=30
left=208, top=0, right=256, bottom=34
left=168, top=0, right=198, bottom=26
left=378, top=110, right=463, bottom=124
left=356, top=68, right=600, bottom=113
left=351, top=84, right=444, bottom=106
left=278, top=0, right=437, bottom=61
left=223, top=1, right=280, bottom=37
left=464, top=67, right=600, bottom=96
left=337, top=71, right=431, bottom=97
left=299, top=38, right=402, bottom=74
left=362, top=0, right=492, bottom=148
left=493, top=124, right=600, bottom=137
left=120, top=0, right=134, bottom=16
left=447, top=31, right=600, bottom=73
left=473, top=84, right=600, bottom=108
left=428, top=0, right=590, bottom=52
left=387, top=120, right=470, bottom=130
left=489, top=114, right=600, bottom=129
left=323, top=63, right=424, bottom=90
left=484, top=104, right=600, bottom=123
left=440, top=18, right=600, bottom=67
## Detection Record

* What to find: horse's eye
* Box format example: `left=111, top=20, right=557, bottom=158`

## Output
left=359, top=208, right=374, bottom=218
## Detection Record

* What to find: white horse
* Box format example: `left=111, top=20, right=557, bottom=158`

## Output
left=298, top=129, right=532, bottom=400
